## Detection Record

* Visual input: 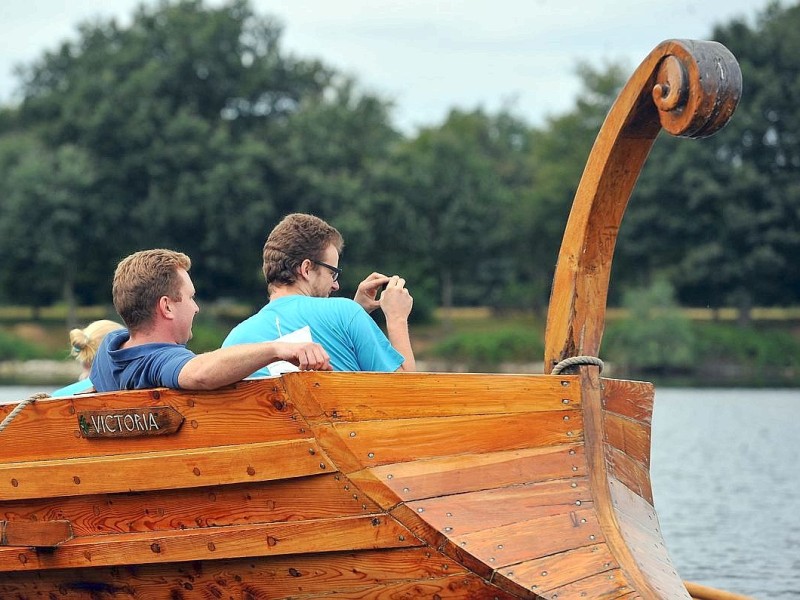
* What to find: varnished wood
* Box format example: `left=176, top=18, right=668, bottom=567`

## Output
left=0, top=439, right=333, bottom=501
left=0, top=380, right=303, bottom=462
left=544, top=40, right=741, bottom=371
left=0, top=515, right=420, bottom=572
left=0, top=476, right=379, bottom=537
left=0, top=39, right=745, bottom=600
left=0, top=520, right=73, bottom=547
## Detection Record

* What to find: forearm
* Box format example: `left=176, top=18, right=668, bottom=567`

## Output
left=387, top=318, right=416, bottom=372
left=178, top=344, right=278, bottom=390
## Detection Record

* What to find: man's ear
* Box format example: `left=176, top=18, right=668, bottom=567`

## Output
left=299, top=259, right=314, bottom=281
left=157, top=296, right=174, bottom=320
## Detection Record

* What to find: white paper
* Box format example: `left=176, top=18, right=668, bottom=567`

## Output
left=266, top=325, right=313, bottom=376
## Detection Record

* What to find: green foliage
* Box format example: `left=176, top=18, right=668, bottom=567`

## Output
left=186, top=318, right=230, bottom=354
left=692, top=322, right=800, bottom=372
left=430, top=328, right=544, bottom=366
left=0, top=0, right=799, bottom=323
left=618, top=2, right=800, bottom=310
left=0, top=330, right=49, bottom=361
left=603, top=280, right=696, bottom=373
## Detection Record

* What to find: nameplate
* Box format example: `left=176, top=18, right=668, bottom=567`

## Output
left=77, top=406, right=184, bottom=438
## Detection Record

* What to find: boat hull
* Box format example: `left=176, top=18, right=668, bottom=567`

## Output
left=0, top=371, right=686, bottom=599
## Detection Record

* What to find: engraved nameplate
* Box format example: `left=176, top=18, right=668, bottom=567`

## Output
left=78, top=406, right=184, bottom=438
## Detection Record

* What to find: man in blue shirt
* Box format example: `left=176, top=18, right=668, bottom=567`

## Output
left=91, top=249, right=331, bottom=392
left=223, top=213, right=415, bottom=374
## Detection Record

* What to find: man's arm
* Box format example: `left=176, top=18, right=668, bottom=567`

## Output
left=379, top=276, right=416, bottom=372
left=178, top=341, right=331, bottom=390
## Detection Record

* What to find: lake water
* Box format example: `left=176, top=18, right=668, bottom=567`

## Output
left=1, top=385, right=797, bottom=598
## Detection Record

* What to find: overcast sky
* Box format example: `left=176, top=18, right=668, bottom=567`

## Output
left=0, top=0, right=776, bottom=132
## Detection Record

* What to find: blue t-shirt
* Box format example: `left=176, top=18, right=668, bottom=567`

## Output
left=90, top=329, right=196, bottom=392
left=222, top=295, right=403, bottom=375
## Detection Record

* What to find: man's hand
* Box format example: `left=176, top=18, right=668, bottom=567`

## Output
left=379, top=275, right=413, bottom=321
left=354, top=272, right=391, bottom=313
left=273, top=342, right=332, bottom=371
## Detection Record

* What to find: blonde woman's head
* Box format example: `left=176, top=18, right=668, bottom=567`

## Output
left=69, top=319, right=125, bottom=378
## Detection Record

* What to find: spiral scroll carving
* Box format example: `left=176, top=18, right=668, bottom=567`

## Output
left=543, top=39, right=742, bottom=371
left=652, top=40, right=742, bottom=139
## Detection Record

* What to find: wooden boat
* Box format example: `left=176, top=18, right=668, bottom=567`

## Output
left=0, top=40, right=745, bottom=599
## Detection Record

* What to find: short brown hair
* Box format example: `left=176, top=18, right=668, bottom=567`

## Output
left=262, top=214, right=344, bottom=294
left=112, top=249, right=191, bottom=332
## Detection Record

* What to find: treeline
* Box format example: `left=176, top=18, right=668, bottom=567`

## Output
left=0, top=0, right=798, bottom=324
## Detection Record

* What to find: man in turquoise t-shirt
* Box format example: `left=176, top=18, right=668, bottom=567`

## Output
left=223, top=213, right=416, bottom=374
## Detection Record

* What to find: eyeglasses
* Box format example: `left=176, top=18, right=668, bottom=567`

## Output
left=312, top=259, right=342, bottom=282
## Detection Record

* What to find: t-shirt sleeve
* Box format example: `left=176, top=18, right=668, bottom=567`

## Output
left=143, top=346, right=195, bottom=389
left=347, top=309, right=404, bottom=372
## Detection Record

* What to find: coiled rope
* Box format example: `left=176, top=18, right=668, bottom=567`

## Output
left=551, top=356, right=604, bottom=375
left=0, top=392, right=49, bottom=434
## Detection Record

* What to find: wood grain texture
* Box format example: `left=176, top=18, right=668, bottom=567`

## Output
left=544, top=40, right=741, bottom=369
left=0, top=515, right=420, bottom=572
left=0, top=380, right=305, bottom=462
left=0, top=548, right=472, bottom=599
left=0, top=439, right=333, bottom=500
left=0, top=475, right=378, bottom=537
left=352, top=444, right=585, bottom=504
left=0, top=519, right=73, bottom=547
left=334, top=410, right=582, bottom=467
left=286, top=371, right=582, bottom=420
left=603, top=411, right=651, bottom=468
left=602, top=379, right=654, bottom=424
left=580, top=368, right=689, bottom=599
left=492, top=543, right=619, bottom=595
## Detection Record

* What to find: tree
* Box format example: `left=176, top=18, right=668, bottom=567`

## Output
left=519, top=61, right=628, bottom=313
left=374, top=108, right=532, bottom=313
left=1, top=0, right=397, bottom=306
left=618, top=2, right=800, bottom=316
left=0, top=135, right=99, bottom=322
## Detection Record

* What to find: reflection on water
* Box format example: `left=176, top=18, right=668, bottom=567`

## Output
left=651, top=388, right=800, bottom=600
left=1, top=386, right=798, bottom=597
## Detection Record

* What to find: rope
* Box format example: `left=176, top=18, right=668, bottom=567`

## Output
left=0, top=392, right=49, bottom=434
left=551, top=356, right=604, bottom=375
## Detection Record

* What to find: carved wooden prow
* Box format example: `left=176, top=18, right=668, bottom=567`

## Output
left=544, top=39, right=742, bottom=372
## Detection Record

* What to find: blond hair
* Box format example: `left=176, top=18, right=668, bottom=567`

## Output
left=112, top=249, right=191, bottom=332
left=69, top=319, right=125, bottom=369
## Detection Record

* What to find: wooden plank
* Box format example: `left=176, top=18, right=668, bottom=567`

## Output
left=0, top=515, right=421, bottom=572
left=288, top=574, right=522, bottom=599
left=0, top=475, right=378, bottom=537
left=0, top=380, right=306, bottom=462
left=604, top=445, right=653, bottom=504
left=0, top=439, right=334, bottom=500
left=406, top=478, right=591, bottom=537
left=335, top=410, right=582, bottom=467
left=545, top=567, right=635, bottom=599
left=0, top=548, right=472, bottom=598
left=610, top=477, right=688, bottom=598
left=492, top=543, right=618, bottom=596
left=580, top=367, right=671, bottom=599
left=602, top=379, right=654, bottom=424
left=287, top=371, right=582, bottom=420
left=349, top=444, right=585, bottom=505
left=603, top=411, right=651, bottom=467
left=0, top=520, right=73, bottom=547
left=451, top=507, right=603, bottom=570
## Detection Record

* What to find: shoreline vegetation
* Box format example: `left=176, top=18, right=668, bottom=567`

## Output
left=1, top=304, right=799, bottom=389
